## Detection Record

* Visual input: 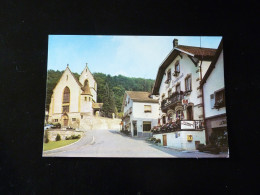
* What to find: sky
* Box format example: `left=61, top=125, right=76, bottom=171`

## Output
left=47, top=35, right=222, bottom=79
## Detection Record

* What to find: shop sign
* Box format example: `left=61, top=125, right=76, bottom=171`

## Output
left=187, top=135, right=193, bottom=141
left=211, top=118, right=227, bottom=128
left=181, top=120, right=202, bottom=129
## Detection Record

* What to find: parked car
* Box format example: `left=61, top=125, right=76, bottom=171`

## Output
left=197, top=144, right=220, bottom=154
left=44, top=124, right=54, bottom=130
left=51, top=123, right=61, bottom=129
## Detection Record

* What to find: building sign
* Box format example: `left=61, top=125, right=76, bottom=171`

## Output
left=211, top=118, right=227, bottom=128
left=187, top=135, right=193, bottom=141
left=181, top=120, right=202, bottom=129
left=172, top=73, right=184, bottom=85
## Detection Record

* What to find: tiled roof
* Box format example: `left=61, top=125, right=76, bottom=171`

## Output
left=126, top=91, right=158, bottom=103
left=177, top=45, right=217, bottom=58
left=92, top=103, right=103, bottom=109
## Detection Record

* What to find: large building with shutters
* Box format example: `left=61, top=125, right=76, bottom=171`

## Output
left=152, top=39, right=217, bottom=150
left=47, top=64, right=103, bottom=128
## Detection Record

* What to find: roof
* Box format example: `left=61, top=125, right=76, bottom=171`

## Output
left=177, top=45, right=217, bottom=59
left=92, top=103, right=103, bottom=109
left=152, top=44, right=217, bottom=95
left=67, top=67, right=83, bottom=87
left=126, top=91, right=159, bottom=103
left=200, top=39, right=223, bottom=87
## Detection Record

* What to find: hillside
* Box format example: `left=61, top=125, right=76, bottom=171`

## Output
left=45, top=70, right=155, bottom=115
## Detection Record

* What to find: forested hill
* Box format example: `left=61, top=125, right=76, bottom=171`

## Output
left=45, top=70, right=155, bottom=114
left=93, top=73, right=155, bottom=113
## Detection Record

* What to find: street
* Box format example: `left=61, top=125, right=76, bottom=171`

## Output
left=43, top=129, right=228, bottom=158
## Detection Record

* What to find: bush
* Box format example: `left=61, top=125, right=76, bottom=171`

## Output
left=56, top=134, right=61, bottom=141
left=155, top=139, right=161, bottom=144
left=151, top=137, right=156, bottom=142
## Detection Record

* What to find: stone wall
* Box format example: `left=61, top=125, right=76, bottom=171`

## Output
left=44, top=130, right=84, bottom=142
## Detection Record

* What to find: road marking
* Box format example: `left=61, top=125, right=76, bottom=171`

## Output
left=90, top=136, right=95, bottom=145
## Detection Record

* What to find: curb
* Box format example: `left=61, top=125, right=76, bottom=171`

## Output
left=42, top=137, right=82, bottom=154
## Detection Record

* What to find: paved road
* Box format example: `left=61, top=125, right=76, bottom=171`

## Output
left=43, top=129, right=228, bottom=158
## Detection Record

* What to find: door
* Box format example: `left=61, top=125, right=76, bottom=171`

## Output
left=163, top=135, right=167, bottom=146
left=64, top=119, right=68, bottom=126
left=187, top=106, right=193, bottom=120
left=133, top=121, right=137, bottom=136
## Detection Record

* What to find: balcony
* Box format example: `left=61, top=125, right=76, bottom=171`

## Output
left=161, top=92, right=184, bottom=111
left=151, top=120, right=204, bottom=134
left=123, top=107, right=132, bottom=119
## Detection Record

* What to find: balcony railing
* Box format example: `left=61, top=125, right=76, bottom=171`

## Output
left=161, top=92, right=184, bottom=111
left=123, top=107, right=132, bottom=118
left=151, top=120, right=203, bottom=134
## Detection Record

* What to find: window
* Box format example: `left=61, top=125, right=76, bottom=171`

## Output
left=89, top=97, right=91, bottom=101
left=168, top=89, right=172, bottom=97
left=54, top=119, right=58, bottom=122
left=162, top=93, right=165, bottom=99
left=215, top=89, right=225, bottom=108
left=85, top=97, right=87, bottom=101
left=66, top=75, right=68, bottom=81
left=72, top=118, right=76, bottom=121
left=144, top=105, right=152, bottom=113
left=63, top=87, right=70, bottom=103
left=81, top=115, right=83, bottom=119
left=167, top=70, right=171, bottom=80
left=128, top=98, right=130, bottom=104
left=174, top=61, right=180, bottom=76
left=143, top=121, right=151, bottom=132
left=176, top=83, right=181, bottom=93
left=185, top=75, right=192, bottom=92
left=62, top=105, right=69, bottom=113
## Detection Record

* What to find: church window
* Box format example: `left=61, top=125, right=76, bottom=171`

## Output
left=85, top=97, right=87, bottom=101
left=62, top=105, right=69, bottom=113
left=66, top=75, right=68, bottom=81
left=63, top=87, right=70, bottom=103
left=81, top=115, right=83, bottom=119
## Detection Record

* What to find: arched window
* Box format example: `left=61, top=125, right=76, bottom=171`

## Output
left=63, top=87, right=70, bottom=103
left=84, top=80, right=89, bottom=87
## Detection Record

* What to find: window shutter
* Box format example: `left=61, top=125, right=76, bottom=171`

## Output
left=144, top=105, right=152, bottom=112
left=210, top=94, right=215, bottom=109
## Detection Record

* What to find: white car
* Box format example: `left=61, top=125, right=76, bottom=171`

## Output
left=44, top=124, right=54, bottom=130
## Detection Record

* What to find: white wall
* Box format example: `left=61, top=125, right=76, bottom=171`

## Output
left=153, top=130, right=205, bottom=150
left=203, top=51, right=226, bottom=118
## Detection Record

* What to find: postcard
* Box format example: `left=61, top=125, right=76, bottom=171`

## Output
left=42, top=35, right=229, bottom=158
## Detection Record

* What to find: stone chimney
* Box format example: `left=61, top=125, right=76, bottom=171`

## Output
left=173, top=39, right=178, bottom=47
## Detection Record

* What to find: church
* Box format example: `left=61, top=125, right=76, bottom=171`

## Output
left=47, top=64, right=103, bottom=128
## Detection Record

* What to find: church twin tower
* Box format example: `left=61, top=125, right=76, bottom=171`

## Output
left=48, top=64, right=102, bottom=128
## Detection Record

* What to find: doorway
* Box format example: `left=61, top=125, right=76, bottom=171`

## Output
left=62, top=114, right=69, bottom=127
left=187, top=106, right=193, bottom=120
left=133, top=121, right=137, bottom=136
left=163, top=135, right=167, bottom=146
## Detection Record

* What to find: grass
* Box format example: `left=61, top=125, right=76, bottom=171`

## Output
left=43, top=139, right=79, bottom=151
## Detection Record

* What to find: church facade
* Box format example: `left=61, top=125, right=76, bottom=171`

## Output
left=47, top=64, right=103, bottom=128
